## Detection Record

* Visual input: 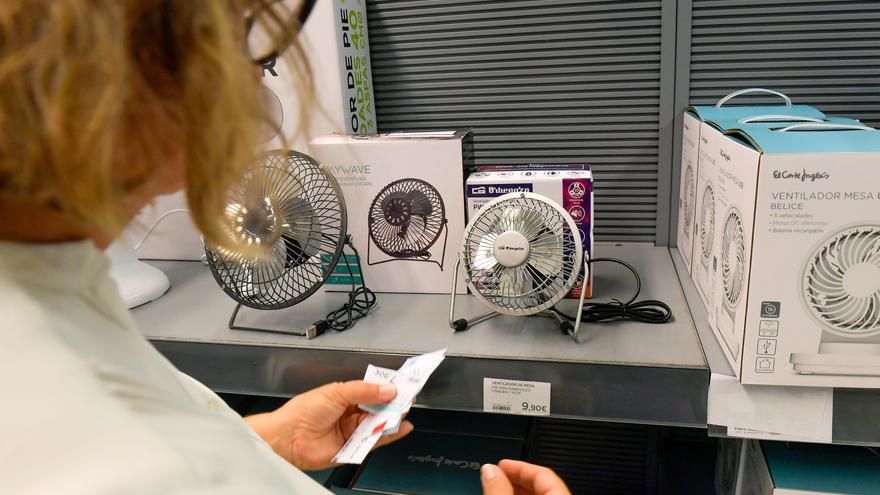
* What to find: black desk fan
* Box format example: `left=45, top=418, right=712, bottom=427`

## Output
left=205, top=150, right=375, bottom=338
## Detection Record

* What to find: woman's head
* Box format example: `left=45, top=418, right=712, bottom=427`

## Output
left=0, top=0, right=306, bottom=249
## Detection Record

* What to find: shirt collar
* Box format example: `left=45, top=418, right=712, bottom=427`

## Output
left=0, top=240, right=110, bottom=293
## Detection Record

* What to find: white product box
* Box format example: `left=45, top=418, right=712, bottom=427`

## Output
left=680, top=90, right=826, bottom=313
left=739, top=440, right=880, bottom=495
left=675, top=112, right=702, bottom=275
left=464, top=165, right=593, bottom=298
left=132, top=0, right=377, bottom=261
left=309, top=131, right=470, bottom=294
left=262, top=0, right=377, bottom=151
left=705, top=120, right=880, bottom=387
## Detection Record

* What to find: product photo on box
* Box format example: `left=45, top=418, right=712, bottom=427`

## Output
left=309, top=131, right=471, bottom=294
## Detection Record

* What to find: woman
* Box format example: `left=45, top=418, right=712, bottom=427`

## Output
left=0, top=1, right=570, bottom=494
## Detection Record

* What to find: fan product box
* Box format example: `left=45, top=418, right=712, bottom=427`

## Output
left=131, top=0, right=377, bottom=261
left=680, top=90, right=826, bottom=312
left=309, top=131, right=470, bottom=294
left=351, top=430, right=524, bottom=495
left=696, top=116, right=835, bottom=373
left=739, top=440, right=880, bottom=495
left=262, top=0, right=377, bottom=151
left=465, top=164, right=593, bottom=298
left=703, top=120, right=880, bottom=387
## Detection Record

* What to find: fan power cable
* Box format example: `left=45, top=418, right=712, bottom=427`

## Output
left=307, top=237, right=378, bottom=337
left=552, top=256, right=672, bottom=330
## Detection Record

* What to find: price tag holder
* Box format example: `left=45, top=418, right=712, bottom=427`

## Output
left=483, top=378, right=551, bottom=416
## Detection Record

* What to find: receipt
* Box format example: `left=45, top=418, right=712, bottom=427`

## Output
left=332, top=349, right=447, bottom=464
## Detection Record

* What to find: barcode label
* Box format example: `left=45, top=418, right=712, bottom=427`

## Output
left=491, top=404, right=511, bottom=412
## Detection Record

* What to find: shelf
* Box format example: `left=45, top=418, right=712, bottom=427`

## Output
left=133, top=245, right=710, bottom=427
left=670, top=248, right=880, bottom=446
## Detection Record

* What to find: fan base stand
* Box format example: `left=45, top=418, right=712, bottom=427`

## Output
left=226, top=238, right=372, bottom=339
left=791, top=345, right=880, bottom=376
left=447, top=256, right=589, bottom=342
left=367, top=220, right=448, bottom=271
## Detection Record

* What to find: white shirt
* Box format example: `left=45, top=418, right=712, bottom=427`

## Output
left=0, top=241, right=329, bottom=494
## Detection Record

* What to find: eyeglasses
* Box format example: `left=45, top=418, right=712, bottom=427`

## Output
left=245, top=0, right=317, bottom=66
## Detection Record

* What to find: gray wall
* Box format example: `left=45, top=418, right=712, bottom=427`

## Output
left=366, top=0, right=880, bottom=245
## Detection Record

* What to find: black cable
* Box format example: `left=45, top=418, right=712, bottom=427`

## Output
left=552, top=257, right=672, bottom=324
left=323, top=240, right=378, bottom=332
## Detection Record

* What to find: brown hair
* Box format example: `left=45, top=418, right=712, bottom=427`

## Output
left=0, top=0, right=308, bottom=250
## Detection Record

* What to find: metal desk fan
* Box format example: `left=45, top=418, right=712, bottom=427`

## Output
left=448, top=192, right=588, bottom=340
left=367, top=178, right=448, bottom=270
left=205, top=150, right=372, bottom=337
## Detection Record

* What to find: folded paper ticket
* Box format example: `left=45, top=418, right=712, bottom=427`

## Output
left=332, top=349, right=447, bottom=464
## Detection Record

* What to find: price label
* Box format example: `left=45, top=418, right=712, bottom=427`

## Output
left=483, top=378, right=551, bottom=416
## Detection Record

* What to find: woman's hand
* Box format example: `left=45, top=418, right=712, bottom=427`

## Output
left=245, top=380, right=414, bottom=471
left=480, top=460, right=571, bottom=495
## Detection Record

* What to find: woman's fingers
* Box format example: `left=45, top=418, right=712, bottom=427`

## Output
left=480, top=464, right=515, bottom=495
left=324, top=380, right=397, bottom=408
left=497, top=459, right=571, bottom=495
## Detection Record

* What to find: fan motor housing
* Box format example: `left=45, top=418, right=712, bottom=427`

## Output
left=493, top=231, right=530, bottom=267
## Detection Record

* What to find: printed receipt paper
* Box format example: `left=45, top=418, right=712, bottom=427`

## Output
left=332, top=348, right=447, bottom=464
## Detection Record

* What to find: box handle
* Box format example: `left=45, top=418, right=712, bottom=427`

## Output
left=715, top=88, right=791, bottom=108
left=738, top=115, right=823, bottom=124
left=775, top=123, right=875, bottom=132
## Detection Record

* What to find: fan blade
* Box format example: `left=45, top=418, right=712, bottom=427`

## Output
left=405, top=189, right=433, bottom=218
left=498, top=266, right=530, bottom=299
left=527, top=227, right=564, bottom=278
left=472, top=232, right=498, bottom=271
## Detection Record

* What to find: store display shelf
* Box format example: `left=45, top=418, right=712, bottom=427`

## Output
left=134, top=245, right=709, bottom=427
left=670, top=248, right=880, bottom=446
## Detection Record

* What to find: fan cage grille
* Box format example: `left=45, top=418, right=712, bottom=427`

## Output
left=205, top=151, right=347, bottom=310
left=721, top=208, right=745, bottom=310
left=368, top=178, right=446, bottom=258
left=683, top=163, right=695, bottom=231
left=803, top=225, right=880, bottom=336
left=699, top=184, right=716, bottom=263
left=462, top=194, right=580, bottom=315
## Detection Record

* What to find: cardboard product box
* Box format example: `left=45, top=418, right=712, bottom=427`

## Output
left=739, top=440, right=880, bottom=495
left=352, top=430, right=524, bottom=495
left=262, top=0, right=377, bottom=151
left=309, top=131, right=471, bottom=294
left=465, top=165, right=593, bottom=298
left=710, top=121, right=880, bottom=387
left=131, top=0, right=377, bottom=261
left=691, top=116, right=857, bottom=373
left=683, top=96, right=826, bottom=313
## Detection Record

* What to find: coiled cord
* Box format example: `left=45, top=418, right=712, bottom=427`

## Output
left=552, top=257, right=672, bottom=324
left=322, top=241, right=377, bottom=332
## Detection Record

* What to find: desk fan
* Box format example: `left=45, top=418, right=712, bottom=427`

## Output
left=448, top=192, right=588, bottom=339
left=791, top=224, right=880, bottom=375
left=367, top=178, right=448, bottom=270
left=717, top=206, right=745, bottom=358
left=205, top=150, right=373, bottom=337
